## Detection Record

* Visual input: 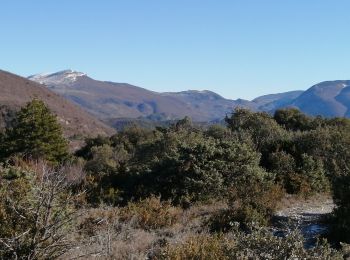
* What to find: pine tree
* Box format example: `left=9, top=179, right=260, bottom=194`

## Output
left=3, top=99, right=69, bottom=164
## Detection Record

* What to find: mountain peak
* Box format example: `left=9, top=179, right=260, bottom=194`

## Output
left=28, top=69, right=86, bottom=85
left=164, top=90, right=225, bottom=101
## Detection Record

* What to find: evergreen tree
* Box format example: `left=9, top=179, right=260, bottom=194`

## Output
left=3, top=99, right=69, bottom=164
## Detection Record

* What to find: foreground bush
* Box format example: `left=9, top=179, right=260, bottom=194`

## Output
left=0, top=162, right=81, bottom=259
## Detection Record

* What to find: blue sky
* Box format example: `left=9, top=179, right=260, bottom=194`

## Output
left=1, top=0, right=350, bottom=100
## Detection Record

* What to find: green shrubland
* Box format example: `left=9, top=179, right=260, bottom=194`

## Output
left=2, top=100, right=350, bottom=258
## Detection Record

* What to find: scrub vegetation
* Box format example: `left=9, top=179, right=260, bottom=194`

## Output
left=1, top=100, right=350, bottom=259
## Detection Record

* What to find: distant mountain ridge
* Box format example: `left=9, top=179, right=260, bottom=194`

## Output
left=290, top=80, right=350, bottom=117
left=28, top=70, right=350, bottom=121
left=251, top=91, right=304, bottom=112
left=29, top=70, right=248, bottom=121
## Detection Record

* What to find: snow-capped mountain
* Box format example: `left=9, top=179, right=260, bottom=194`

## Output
left=27, top=69, right=303, bottom=121
left=28, top=70, right=254, bottom=121
left=28, top=70, right=86, bottom=85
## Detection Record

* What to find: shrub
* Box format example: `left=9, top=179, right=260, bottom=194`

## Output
left=209, top=180, right=284, bottom=230
left=78, top=207, right=119, bottom=237
left=205, top=124, right=231, bottom=140
left=0, top=162, right=80, bottom=259
left=268, top=150, right=329, bottom=196
left=157, top=230, right=342, bottom=260
left=268, top=151, right=296, bottom=185
left=83, top=143, right=130, bottom=205
left=137, top=135, right=264, bottom=205
left=225, top=108, right=286, bottom=152
left=119, top=196, right=182, bottom=230
left=158, top=234, right=233, bottom=260
left=284, top=172, right=312, bottom=196
left=274, top=108, right=314, bottom=131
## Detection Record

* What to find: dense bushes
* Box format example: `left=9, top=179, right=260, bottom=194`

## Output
left=274, top=108, right=315, bottom=131
left=79, top=119, right=275, bottom=209
left=225, top=108, right=286, bottom=152
left=77, top=108, right=342, bottom=221
left=73, top=107, right=350, bottom=244
left=3, top=100, right=350, bottom=257
left=325, top=128, right=350, bottom=242
left=138, top=137, right=265, bottom=205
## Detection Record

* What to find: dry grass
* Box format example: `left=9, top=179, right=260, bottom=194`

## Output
left=61, top=200, right=227, bottom=259
left=119, top=196, right=183, bottom=230
left=159, top=233, right=233, bottom=260
left=276, top=193, right=333, bottom=212
left=56, top=197, right=343, bottom=259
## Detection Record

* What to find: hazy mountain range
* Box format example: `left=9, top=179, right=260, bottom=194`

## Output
left=1, top=68, right=350, bottom=141
left=28, top=70, right=350, bottom=122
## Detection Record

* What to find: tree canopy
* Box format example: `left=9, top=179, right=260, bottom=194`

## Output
left=1, top=99, right=69, bottom=164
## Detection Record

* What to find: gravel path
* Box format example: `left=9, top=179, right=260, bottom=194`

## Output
left=272, top=195, right=335, bottom=248
left=275, top=197, right=334, bottom=222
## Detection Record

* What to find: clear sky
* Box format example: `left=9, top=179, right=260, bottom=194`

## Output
left=1, top=0, right=350, bottom=100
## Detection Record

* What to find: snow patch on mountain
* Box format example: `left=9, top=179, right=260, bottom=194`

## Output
left=29, top=69, right=86, bottom=85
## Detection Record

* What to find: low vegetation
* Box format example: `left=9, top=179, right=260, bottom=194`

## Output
left=0, top=161, right=82, bottom=259
left=119, top=196, right=182, bottom=230
left=1, top=100, right=350, bottom=258
left=157, top=231, right=342, bottom=260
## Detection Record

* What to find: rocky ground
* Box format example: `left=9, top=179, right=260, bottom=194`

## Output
left=272, top=194, right=335, bottom=248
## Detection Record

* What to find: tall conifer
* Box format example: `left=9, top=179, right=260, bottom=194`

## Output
left=3, top=99, right=69, bottom=164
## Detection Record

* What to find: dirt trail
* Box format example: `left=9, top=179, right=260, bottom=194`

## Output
left=273, top=195, right=335, bottom=248
left=275, top=195, right=334, bottom=220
